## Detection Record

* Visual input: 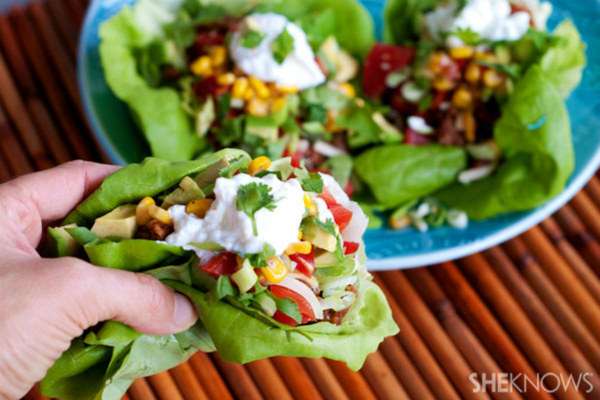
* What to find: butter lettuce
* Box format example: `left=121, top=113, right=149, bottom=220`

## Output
left=42, top=150, right=398, bottom=400
left=436, top=66, right=574, bottom=218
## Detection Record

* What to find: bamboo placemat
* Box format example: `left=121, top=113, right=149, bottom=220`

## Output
left=2, top=1, right=599, bottom=399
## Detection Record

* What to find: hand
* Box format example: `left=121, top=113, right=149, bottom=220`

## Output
left=0, top=161, right=197, bottom=399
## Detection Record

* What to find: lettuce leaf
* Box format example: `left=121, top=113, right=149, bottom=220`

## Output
left=99, top=2, right=203, bottom=160
left=436, top=66, right=574, bottom=218
left=383, top=0, right=437, bottom=44
left=354, top=144, right=467, bottom=208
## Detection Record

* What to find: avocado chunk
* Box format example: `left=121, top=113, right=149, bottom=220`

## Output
left=47, top=224, right=79, bottom=257
left=303, top=220, right=337, bottom=252
left=194, top=159, right=229, bottom=189
left=91, top=204, right=137, bottom=239
left=315, top=251, right=340, bottom=268
left=162, top=176, right=204, bottom=208
left=246, top=115, right=279, bottom=141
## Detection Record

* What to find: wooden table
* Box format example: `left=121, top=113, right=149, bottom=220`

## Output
left=2, top=1, right=599, bottom=399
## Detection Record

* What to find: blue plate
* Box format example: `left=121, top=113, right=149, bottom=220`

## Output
left=78, top=0, right=600, bottom=270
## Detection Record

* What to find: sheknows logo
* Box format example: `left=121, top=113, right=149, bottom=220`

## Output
left=469, top=372, right=596, bottom=394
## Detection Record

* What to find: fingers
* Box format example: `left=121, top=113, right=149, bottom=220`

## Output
left=79, top=262, right=198, bottom=335
left=1, top=160, right=118, bottom=223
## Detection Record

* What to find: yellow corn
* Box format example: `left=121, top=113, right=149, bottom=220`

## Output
left=465, top=63, right=481, bottom=84
left=432, top=76, right=455, bottom=91
left=261, top=257, right=288, bottom=283
left=217, top=72, right=236, bottom=86
left=136, top=197, right=155, bottom=225
left=271, top=96, right=287, bottom=113
left=190, top=56, right=212, bottom=77
left=474, top=51, right=496, bottom=62
left=209, top=46, right=227, bottom=67
left=449, top=46, right=474, bottom=60
left=232, top=77, right=249, bottom=99
left=483, top=69, right=503, bottom=88
left=248, top=156, right=271, bottom=176
left=452, top=86, right=472, bottom=109
left=297, top=231, right=303, bottom=240
left=389, top=215, right=410, bottom=230
left=427, top=52, right=446, bottom=75
left=338, top=83, right=356, bottom=98
left=462, top=111, right=476, bottom=143
left=149, top=205, right=172, bottom=225
left=285, top=241, right=313, bottom=255
left=304, top=194, right=317, bottom=215
left=249, top=76, right=270, bottom=99
left=186, top=199, right=213, bottom=218
left=246, top=98, right=269, bottom=116
left=276, top=84, right=299, bottom=94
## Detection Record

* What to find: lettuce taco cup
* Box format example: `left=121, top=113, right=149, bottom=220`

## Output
left=42, top=149, right=398, bottom=400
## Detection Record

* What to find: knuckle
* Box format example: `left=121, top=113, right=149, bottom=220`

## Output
left=135, top=274, right=174, bottom=317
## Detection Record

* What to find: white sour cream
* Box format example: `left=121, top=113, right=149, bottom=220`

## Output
left=425, top=0, right=531, bottom=45
left=229, top=13, right=325, bottom=89
left=166, top=173, right=305, bottom=255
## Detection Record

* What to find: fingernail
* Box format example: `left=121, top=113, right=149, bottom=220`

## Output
left=174, top=293, right=197, bottom=329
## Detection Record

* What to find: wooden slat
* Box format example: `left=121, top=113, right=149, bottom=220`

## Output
left=326, top=360, right=377, bottom=400
left=212, top=354, right=262, bottom=400
left=169, top=363, right=209, bottom=400
left=361, top=352, right=409, bottom=400
left=187, top=352, right=233, bottom=400
left=146, top=372, right=183, bottom=400
left=45, top=0, right=78, bottom=60
left=301, top=359, right=350, bottom=400
left=271, top=357, right=323, bottom=400
left=246, top=359, right=295, bottom=400
left=128, top=379, right=157, bottom=400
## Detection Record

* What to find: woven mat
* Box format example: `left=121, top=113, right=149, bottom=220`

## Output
left=3, top=1, right=600, bottom=399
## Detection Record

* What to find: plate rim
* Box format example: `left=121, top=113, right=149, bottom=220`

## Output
left=78, top=0, right=600, bottom=271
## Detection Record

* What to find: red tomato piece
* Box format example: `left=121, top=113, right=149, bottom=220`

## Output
left=343, top=241, right=360, bottom=255
left=270, top=285, right=315, bottom=323
left=343, top=181, right=354, bottom=197
left=289, top=252, right=315, bottom=276
left=192, top=76, right=220, bottom=99
left=319, top=188, right=339, bottom=207
left=363, top=43, right=416, bottom=98
left=273, top=310, right=298, bottom=326
left=404, top=128, right=432, bottom=145
left=330, top=204, right=353, bottom=231
left=200, top=252, right=239, bottom=277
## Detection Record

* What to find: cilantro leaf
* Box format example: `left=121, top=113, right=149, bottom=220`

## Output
left=300, top=172, right=324, bottom=193
left=272, top=295, right=302, bottom=323
left=241, top=29, right=265, bottom=48
left=247, top=244, right=276, bottom=268
left=236, top=183, right=277, bottom=235
left=215, top=276, right=237, bottom=300
left=452, top=28, right=481, bottom=46
left=271, top=28, right=294, bottom=64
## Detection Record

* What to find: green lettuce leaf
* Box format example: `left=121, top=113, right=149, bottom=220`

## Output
left=64, top=148, right=250, bottom=226
left=99, top=2, right=203, bottom=160
left=354, top=144, right=467, bottom=208
left=383, top=0, right=437, bottom=44
left=84, top=240, right=186, bottom=271
left=436, top=66, right=574, bottom=218
left=539, top=20, right=586, bottom=98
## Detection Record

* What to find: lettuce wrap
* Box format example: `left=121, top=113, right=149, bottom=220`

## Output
left=351, top=0, right=584, bottom=228
left=41, top=149, right=398, bottom=400
left=99, top=0, right=374, bottom=161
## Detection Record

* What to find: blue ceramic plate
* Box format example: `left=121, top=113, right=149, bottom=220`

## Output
left=78, top=0, right=600, bottom=270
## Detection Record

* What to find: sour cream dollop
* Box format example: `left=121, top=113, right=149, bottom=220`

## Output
left=229, top=13, right=325, bottom=89
left=166, top=173, right=305, bottom=255
left=424, top=0, right=532, bottom=45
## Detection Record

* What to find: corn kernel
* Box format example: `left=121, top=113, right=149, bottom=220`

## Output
left=190, top=56, right=212, bottom=77
left=465, top=63, right=481, bottom=84
left=149, top=205, right=172, bottom=225
left=483, top=69, right=503, bottom=88
left=389, top=215, right=410, bottom=230
left=209, top=46, right=227, bottom=67
left=285, top=241, right=313, bottom=255
left=136, top=197, right=155, bottom=225
left=232, top=77, right=249, bottom=99
left=338, top=82, right=356, bottom=98
left=432, top=76, right=455, bottom=91
left=428, top=52, right=446, bottom=75
left=304, top=194, right=317, bottom=215
left=246, top=98, right=269, bottom=116
left=449, top=46, right=474, bottom=60
left=186, top=199, right=213, bottom=218
left=249, top=76, right=270, bottom=99
left=462, top=111, right=476, bottom=143
left=276, top=84, right=299, bottom=94
left=474, top=51, right=496, bottom=62
left=217, top=72, right=236, bottom=86
left=261, top=257, right=288, bottom=283
left=271, top=96, right=287, bottom=113
left=451, top=86, right=472, bottom=109
left=248, top=156, right=272, bottom=176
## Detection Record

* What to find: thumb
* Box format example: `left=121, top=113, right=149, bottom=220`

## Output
left=86, top=264, right=198, bottom=335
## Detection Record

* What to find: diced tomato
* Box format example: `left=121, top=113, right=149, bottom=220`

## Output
left=289, top=251, right=315, bottom=276
left=330, top=204, right=352, bottom=231
left=363, top=43, right=416, bottom=98
left=193, top=76, right=220, bottom=99
left=195, top=30, right=225, bottom=47
left=343, top=181, right=354, bottom=197
left=319, top=188, right=338, bottom=207
left=343, top=241, right=360, bottom=255
left=404, top=128, right=432, bottom=145
left=270, top=285, right=315, bottom=323
left=273, top=310, right=298, bottom=326
left=200, top=252, right=239, bottom=277
left=430, top=90, right=448, bottom=110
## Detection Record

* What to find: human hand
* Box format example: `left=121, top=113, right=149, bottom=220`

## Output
left=0, top=161, right=197, bottom=399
